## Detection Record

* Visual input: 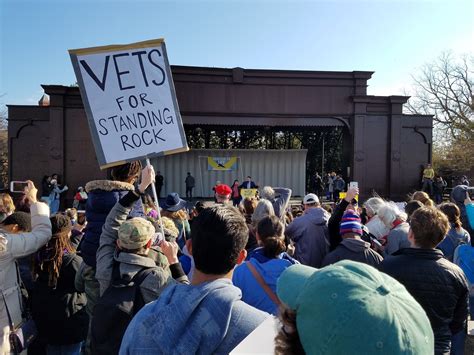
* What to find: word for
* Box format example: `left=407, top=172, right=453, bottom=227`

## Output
left=80, top=49, right=166, bottom=91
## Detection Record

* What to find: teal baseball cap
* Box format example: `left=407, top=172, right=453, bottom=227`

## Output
left=276, top=260, right=434, bottom=354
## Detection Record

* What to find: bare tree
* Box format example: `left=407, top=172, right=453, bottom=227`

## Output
left=405, top=52, right=474, bottom=141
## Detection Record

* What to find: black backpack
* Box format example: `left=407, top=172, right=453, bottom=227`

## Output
left=91, top=262, right=154, bottom=355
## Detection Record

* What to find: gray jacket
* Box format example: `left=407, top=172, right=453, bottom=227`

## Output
left=322, top=238, right=383, bottom=268
left=384, top=222, right=411, bottom=256
left=0, top=203, right=51, bottom=354
left=285, top=207, right=330, bottom=268
left=270, top=187, right=292, bottom=220
left=95, top=201, right=173, bottom=304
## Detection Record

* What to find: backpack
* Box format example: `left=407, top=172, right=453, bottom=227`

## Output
left=453, top=244, right=474, bottom=295
left=90, top=262, right=154, bottom=355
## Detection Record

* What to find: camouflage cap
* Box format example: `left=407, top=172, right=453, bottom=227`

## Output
left=118, top=218, right=155, bottom=250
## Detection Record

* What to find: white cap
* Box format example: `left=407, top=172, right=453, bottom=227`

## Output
left=303, top=193, right=319, bottom=205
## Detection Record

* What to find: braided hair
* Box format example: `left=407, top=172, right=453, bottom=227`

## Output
left=32, top=214, right=74, bottom=288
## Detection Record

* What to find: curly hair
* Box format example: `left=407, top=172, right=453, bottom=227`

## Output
left=275, top=306, right=305, bottom=355
left=411, top=191, right=434, bottom=207
left=32, top=214, right=73, bottom=288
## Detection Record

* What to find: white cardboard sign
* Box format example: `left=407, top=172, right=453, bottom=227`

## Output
left=69, top=39, right=188, bottom=168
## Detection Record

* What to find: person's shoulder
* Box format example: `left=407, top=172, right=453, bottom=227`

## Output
left=234, top=299, right=269, bottom=322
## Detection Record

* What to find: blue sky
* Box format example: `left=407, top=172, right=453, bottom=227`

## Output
left=1, top=0, right=473, bottom=106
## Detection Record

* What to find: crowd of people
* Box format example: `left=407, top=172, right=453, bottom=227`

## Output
left=1, top=161, right=474, bottom=355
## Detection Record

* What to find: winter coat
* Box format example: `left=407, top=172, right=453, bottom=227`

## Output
left=285, top=207, right=330, bottom=268
left=380, top=248, right=469, bottom=355
left=233, top=248, right=298, bottom=315
left=322, top=238, right=383, bottom=268
left=80, top=180, right=144, bottom=268
left=333, top=177, right=345, bottom=191
left=31, top=253, right=88, bottom=345
left=467, top=204, right=474, bottom=231
left=0, top=202, right=51, bottom=354
left=328, top=198, right=350, bottom=251
left=95, top=191, right=173, bottom=303
left=384, top=222, right=410, bottom=256
left=185, top=175, right=195, bottom=188
left=437, top=226, right=470, bottom=262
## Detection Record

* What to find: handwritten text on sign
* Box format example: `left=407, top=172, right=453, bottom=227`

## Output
left=69, top=39, right=187, bottom=168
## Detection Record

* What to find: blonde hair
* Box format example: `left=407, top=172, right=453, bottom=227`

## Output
left=411, top=191, right=434, bottom=207
left=161, top=209, right=188, bottom=221
left=0, top=193, right=15, bottom=214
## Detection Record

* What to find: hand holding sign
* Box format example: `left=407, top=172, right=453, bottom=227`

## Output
left=138, top=165, right=156, bottom=194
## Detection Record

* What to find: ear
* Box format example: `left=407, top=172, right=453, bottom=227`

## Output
left=116, top=240, right=121, bottom=249
left=236, top=249, right=247, bottom=265
left=11, top=224, right=19, bottom=233
left=186, top=238, right=193, bottom=256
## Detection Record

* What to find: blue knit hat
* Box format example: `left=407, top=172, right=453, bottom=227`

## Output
left=340, top=209, right=363, bottom=236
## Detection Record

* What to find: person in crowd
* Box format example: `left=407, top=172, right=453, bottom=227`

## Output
left=76, top=161, right=144, bottom=352
left=93, top=165, right=187, bottom=353
left=422, top=163, right=435, bottom=196
left=120, top=205, right=269, bottom=354
left=322, top=209, right=383, bottom=267
left=260, top=186, right=292, bottom=221
left=31, top=214, right=88, bottom=355
left=363, top=196, right=389, bottom=239
left=285, top=193, right=330, bottom=268
left=73, top=186, right=88, bottom=210
left=49, top=178, right=68, bottom=214
left=233, top=215, right=298, bottom=315
left=437, top=203, right=470, bottom=261
left=378, top=202, right=410, bottom=256
left=162, top=192, right=191, bottom=248
left=155, top=171, right=164, bottom=198
left=405, top=200, right=424, bottom=222
left=451, top=185, right=474, bottom=240
left=240, top=176, right=258, bottom=190
left=1, top=212, right=36, bottom=292
left=326, top=172, right=336, bottom=201
left=380, top=207, right=469, bottom=355
left=214, top=183, right=232, bottom=205
left=185, top=172, right=195, bottom=199
left=142, top=194, right=158, bottom=220
left=328, top=186, right=359, bottom=250
left=433, top=176, right=447, bottom=204
left=312, top=172, right=324, bottom=200
left=249, top=200, right=275, bottom=253
left=465, top=192, right=474, bottom=231
left=231, top=180, right=241, bottom=207
left=0, top=181, right=51, bottom=354
left=461, top=175, right=470, bottom=186
left=40, top=175, right=52, bottom=206
left=0, top=192, right=15, bottom=223
left=275, top=260, right=434, bottom=355
left=411, top=190, right=434, bottom=207
left=241, top=197, right=257, bottom=249
left=333, top=174, right=345, bottom=202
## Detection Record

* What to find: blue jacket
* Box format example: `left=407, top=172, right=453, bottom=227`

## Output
left=120, top=278, right=268, bottom=354
left=437, top=225, right=470, bottom=262
left=233, top=248, right=298, bottom=315
left=80, top=180, right=143, bottom=268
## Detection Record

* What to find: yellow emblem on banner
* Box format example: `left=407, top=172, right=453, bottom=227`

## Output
left=207, top=157, right=237, bottom=171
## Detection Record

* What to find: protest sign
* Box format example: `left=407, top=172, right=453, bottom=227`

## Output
left=69, top=39, right=188, bottom=168
left=241, top=188, right=258, bottom=199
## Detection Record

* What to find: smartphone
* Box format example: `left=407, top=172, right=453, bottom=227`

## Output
left=77, top=210, right=86, bottom=226
left=10, top=181, right=28, bottom=193
left=349, top=181, right=358, bottom=189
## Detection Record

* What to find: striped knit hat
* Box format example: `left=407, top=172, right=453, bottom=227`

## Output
left=340, top=209, right=363, bottom=236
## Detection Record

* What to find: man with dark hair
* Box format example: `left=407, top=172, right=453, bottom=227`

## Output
left=380, top=207, right=469, bottom=355
left=0, top=211, right=32, bottom=233
left=120, top=205, right=268, bottom=354
left=185, top=172, right=195, bottom=199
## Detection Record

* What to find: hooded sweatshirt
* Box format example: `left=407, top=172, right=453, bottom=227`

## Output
left=451, top=185, right=474, bottom=241
left=119, top=278, right=268, bottom=355
left=322, top=238, right=383, bottom=268
left=285, top=207, right=330, bottom=267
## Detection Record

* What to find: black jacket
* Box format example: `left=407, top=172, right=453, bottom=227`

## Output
left=328, top=199, right=350, bottom=251
left=380, top=248, right=469, bottom=355
left=31, top=253, right=89, bottom=345
left=322, top=238, right=383, bottom=268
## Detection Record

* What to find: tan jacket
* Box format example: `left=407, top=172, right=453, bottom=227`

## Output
left=0, top=202, right=51, bottom=354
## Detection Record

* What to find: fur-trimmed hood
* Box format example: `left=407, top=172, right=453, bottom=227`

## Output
left=85, top=180, right=135, bottom=193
